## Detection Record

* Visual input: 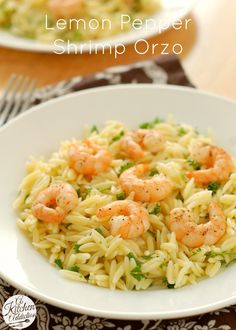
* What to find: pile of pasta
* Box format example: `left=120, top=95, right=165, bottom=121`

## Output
left=15, top=118, right=236, bottom=290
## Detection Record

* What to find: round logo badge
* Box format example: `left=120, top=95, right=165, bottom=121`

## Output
left=2, top=295, right=36, bottom=329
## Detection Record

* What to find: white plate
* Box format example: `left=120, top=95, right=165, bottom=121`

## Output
left=0, top=0, right=196, bottom=53
left=0, top=85, right=236, bottom=320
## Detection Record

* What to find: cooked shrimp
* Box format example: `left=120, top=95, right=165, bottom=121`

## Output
left=32, top=183, right=78, bottom=223
left=186, top=143, right=233, bottom=185
left=119, top=164, right=172, bottom=202
left=68, top=140, right=111, bottom=177
left=120, top=129, right=165, bottom=160
left=169, top=202, right=226, bottom=248
left=97, top=200, right=150, bottom=239
left=48, top=0, right=83, bottom=19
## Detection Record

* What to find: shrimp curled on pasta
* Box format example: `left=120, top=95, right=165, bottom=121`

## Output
left=119, top=164, right=172, bottom=203
left=120, top=129, right=165, bottom=160
left=169, top=202, right=226, bottom=248
left=97, top=200, right=150, bottom=239
left=32, top=183, right=78, bottom=223
left=68, top=140, right=111, bottom=177
left=186, top=143, right=233, bottom=185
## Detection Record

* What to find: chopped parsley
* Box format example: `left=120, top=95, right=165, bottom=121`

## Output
left=90, top=125, right=99, bottom=134
left=205, top=251, right=218, bottom=258
left=116, top=192, right=126, bottom=200
left=24, top=194, right=30, bottom=203
left=149, top=168, right=159, bottom=177
left=180, top=173, right=187, bottom=182
left=142, top=255, right=153, bottom=261
left=99, top=186, right=111, bottom=193
left=139, top=117, right=162, bottom=129
left=205, top=251, right=236, bottom=258
left=128, top=252, right=145, bottom=281
left=159, top=261, right=168, bottom=269
left=205, top=251, right=236, bottom=267
left=111, top=131, right=124, bottom=143
left=225, top=258, right=236, bottom=267
left=74, top=244, right=82, bottom=253
left=55, top=259, right=63, bottom=269
left=95, top=228, right=104, bottom=237
left=131, top=266, right=146, bottom=281
left=84, top=187, right=92, bottom=198
left=162, top=276, right=175, bottom=289
left=69, top=264, right=80, bottom=273
left=76, top=188, right=81, bottom=197
left=149, top=204, right=161, bottom=215
left=207, top=182, right=221, bottom=195
left=220, top=259, right=227, bottom=266
left=178, top=127, right=187, bottom=136
left=187, top=159, right=201, bottom=170
left=128, top=252, right=141, bottom=266
left=192, top=248, right=202, bottom=255
left=139, top=122, right=151, bottom=129
left=118, top=162, right=134, bottom=176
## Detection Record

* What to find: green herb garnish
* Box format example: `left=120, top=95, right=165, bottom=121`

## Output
left=192, top=248, right=202, bottom=255
left=116, top=192, right=126, bottom=200
left=84, top=187, right=92, bottom=198
left=180, top=173, right=187, bottom=182
left=139, top=117, right=161, bottom=129
left=95, top=228, right=104, bottom=237
left=139, top=122, right=151, bottom=129
left=76, top=188, right=81, bottom=197
left=69, top=265, right=80, bottom=272
left=149, top=168, right=158, bottom=176
left=226, top=258, right=236, bottom=267
left=159, top=261, right=168, bottom=269
left=205, top=251, right=218, bottom=258
left=142, top=255, right=153, bottom=261
left=74, top=244, right=82, bottom=253
left=162, top=276, right=175, bottom=289
left=207, top=182, right=221, bottom=195
left=55, top=259, right=63, bottom=269
left=128, top=253, right=145, bottom=281
left=90, top=125, right=99, bottom=134
left=220, top=259, right=227, bottom=266
left=149, top=204, right=161, bottom=215
left=153, top=117, right=162, bottom=124
left=205, top=251, right=236, bottom=267
left=118, top=162, right=134, bottom=176
left=99, top=186, right=111, bottom=193
left=111, top=131, right=124, bottom=143
left=187, top=159, right=201, bottom=170
left=128, top=252, right=141, bottom=266
left=178, top=127, right=187, bottom=136
left=131, top=266, right=146, bottom=281
left=205, top=251, right=236, bottom=258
